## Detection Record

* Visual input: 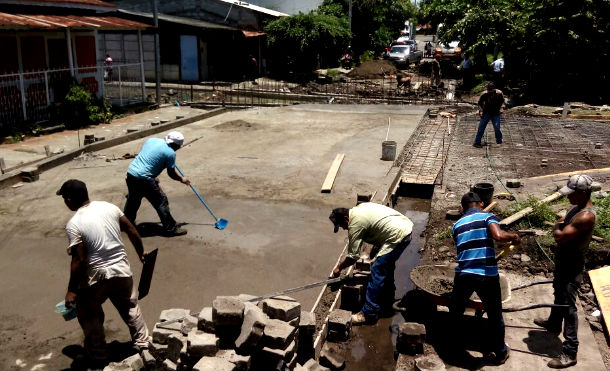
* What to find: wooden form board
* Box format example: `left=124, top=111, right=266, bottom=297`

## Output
left=527, top=167, right=609, bottom=181
left=499, top=192, right=562, bottom=226
left=588, top=266, right=610, bottom=337
left=321, top=154, right=345, bottom=193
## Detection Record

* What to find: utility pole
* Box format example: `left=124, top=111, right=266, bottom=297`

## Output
left=152, top=0, right=161, bottom=105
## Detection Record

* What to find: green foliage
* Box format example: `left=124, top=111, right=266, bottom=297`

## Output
left=60, top=84, right=113, bottom=129
left=326, top=69, right=340, bottom=78
left=435, top=226, right=452, bottom=240
left=265, top=11, right=351, bottom=74
left=592, top=195, right=610, bottom=241
left=359, top=50, right=376, bottom=63
left=502, top=196, right=556, bottom=229
left=422, top=0, right=610, bottom=103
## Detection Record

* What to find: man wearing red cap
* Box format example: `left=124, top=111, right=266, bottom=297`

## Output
left=535, top=174, right=596, bottom=368
left=124, top=131, right=190, bottom=236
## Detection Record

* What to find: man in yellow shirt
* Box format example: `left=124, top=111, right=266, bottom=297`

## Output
left=329, top=202, right=413, bottom=324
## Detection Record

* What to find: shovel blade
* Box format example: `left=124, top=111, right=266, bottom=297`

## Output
left=215, top=218, right=228, bottom=230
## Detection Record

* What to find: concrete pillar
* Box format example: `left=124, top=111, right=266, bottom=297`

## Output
left=138, top=29, right=146, bottom=101
left=66, top=28, right=75, bottom=76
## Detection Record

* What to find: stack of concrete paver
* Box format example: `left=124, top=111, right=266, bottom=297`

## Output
left=104, top=294, right=328, bottom=371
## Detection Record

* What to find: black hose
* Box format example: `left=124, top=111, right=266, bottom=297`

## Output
left=502, top=303, right=569, bottom=312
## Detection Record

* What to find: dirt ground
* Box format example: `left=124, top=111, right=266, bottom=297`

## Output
left=0, top=104, right=426, bottom=370
left=347, top=60, right=399, bottom=79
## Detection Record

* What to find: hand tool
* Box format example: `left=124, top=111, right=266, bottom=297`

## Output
left=138, top=248, right=158, bottom=299
left=174, top=165, right=228, bottom=230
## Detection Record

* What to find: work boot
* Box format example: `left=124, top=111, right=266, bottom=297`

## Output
left=484, top=345, right=510, bottom=365
left=548, top=353, right=577, bottom=368
left=351, top=312, right=376, bottom=325
left=472, top=142, right=483, bottom=148
left=167, top=227, right=187, bottom=236
left=534, top=318, right=561, bottom=335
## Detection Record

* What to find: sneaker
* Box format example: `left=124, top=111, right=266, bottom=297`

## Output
left=548, top=353, right=577, bottom=368
left=351, top=312, right=376, bottom=325
left=534, top=318, right=561, bottom=335
left=473, top=143, right=483, bottom=148
left=485, top=346, right=510, bottom=365
left=168, top=227, right=187, bottom=236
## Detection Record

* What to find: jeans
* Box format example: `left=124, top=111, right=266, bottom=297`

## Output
left=474, top=113, right=502, bottom=144
left=547, top=274, right=582, bottom=357
left=450, top=273, right=507, bottom=355
left=361, top=237, right=410, bottom=319
left=77, top=276, right=149, bottom=361
left=124, top=174, right=177, bottom=232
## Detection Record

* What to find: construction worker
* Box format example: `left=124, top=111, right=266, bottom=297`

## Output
left=57, top=179, right=151, bottom=368
left=329, top=202, right=413, bottom=324
left=535, top=175, right=596, bottom=368
left=124, top=131, right=190, bottom=236
left=473, top=82, right=504, bottom=148
left=450, top=192, right=520, bottom=365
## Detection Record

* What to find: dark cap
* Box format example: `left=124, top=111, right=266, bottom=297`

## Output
left=461, top=192, right=482, bottom=209
left=486, top=82, right=495, bottom=91
left=329, top=208, right=349, bottom=233
left=56, top=179, right=88, bottom=203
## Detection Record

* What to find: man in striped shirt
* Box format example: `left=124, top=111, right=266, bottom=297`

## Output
left=450, top=192, right=520, bottom=365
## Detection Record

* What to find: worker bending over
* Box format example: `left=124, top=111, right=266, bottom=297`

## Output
left=329, top=202, right=413, bottom=325
left=450, top=192, right=520, bottom=365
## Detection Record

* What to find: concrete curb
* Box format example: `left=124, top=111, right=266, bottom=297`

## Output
left=0, top=108, right=228, bottom=189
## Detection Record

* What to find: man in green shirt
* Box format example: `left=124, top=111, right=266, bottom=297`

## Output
left=329, top=202, right=413, bottom=324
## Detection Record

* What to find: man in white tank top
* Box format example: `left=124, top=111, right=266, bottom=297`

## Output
left=57, top=179, right=151, bottom=367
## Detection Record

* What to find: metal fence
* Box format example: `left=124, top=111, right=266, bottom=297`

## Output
left=0, top=63, right=145, bottom=135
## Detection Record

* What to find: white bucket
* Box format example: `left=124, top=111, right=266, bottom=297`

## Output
left=381, top=140, right=397, bottom=161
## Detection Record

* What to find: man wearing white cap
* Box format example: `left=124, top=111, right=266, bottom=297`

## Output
left=124, top=131, right=190, bottom=236
left=534, top=174, right=596, bottom=368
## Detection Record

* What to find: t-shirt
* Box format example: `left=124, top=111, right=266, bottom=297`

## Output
left=492, top=58, right=504, bottom=73
left=347, top=203, right=413, bottom=260
left=127, top=137, right=176, bottom=179
left=452, top=208, right=499, bottom=276
left=65, top=201, right=132, bottom=287
left=478, top=89, right=504, bottom=115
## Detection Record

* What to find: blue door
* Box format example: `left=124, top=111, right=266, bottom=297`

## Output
left=180, top=35, right=198, bottom=81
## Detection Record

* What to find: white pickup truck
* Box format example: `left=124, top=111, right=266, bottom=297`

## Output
left=388, top=40, right=423, bottom=68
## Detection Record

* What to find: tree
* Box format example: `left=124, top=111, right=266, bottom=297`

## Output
left=265, top=12, right=351, bottom=75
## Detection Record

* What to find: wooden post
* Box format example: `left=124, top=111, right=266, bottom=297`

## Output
left=562, top=102, right=569, bottom=120
left=0, top=157, right=6, bottom=174
left=66, top=28, right=75, bottom=77
left=138, top=29, right=146, bottom=101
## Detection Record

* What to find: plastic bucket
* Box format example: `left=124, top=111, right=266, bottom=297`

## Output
left=472, top=182, right=494, bottom=207
left=381, top=140, right=397, bottom=161
left=55, top=301, right=77, bottom=321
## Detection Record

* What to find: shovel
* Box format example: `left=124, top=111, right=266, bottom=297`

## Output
left=175, top=165, right=228, bottom=230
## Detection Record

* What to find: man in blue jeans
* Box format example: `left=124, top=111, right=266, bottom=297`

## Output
left=474, top=82, right=504, bottom=148
left=329, top=202, right=413, bottom=324
left=450, top=192, right=520, bottom=365
left=124, top=131, right=190, bottom=236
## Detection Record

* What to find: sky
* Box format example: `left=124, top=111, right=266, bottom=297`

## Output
left=243, top=0, right=323, bottom=14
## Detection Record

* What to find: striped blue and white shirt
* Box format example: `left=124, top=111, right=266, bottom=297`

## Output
left=452, top=208, right=499, bottom=276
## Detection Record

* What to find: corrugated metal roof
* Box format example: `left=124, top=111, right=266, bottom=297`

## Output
left=117, top=9, right=239, bottom=31
left=0, top=12, right=150, bottom=29
left=217, top=0, right=288, bottom=17
left=1, top=0, right=116, bottom=8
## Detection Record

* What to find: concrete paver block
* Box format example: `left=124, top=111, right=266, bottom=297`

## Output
left=506, top=179, right=521, bottom=188
left=162, top=359, right=177, bottom=371
left=159, top=308, right=189, bottom=323
left=103, top=353, right=145, bottom=371
left=320, top=342, right=346, bottom=370
left=260, top=295, right=301, bottom=322
left=166, top=333, right=187, bottom=363
left=301, top=358, right=330, bottom=371
left=149, top=341, right=168, bottom=359
left=299, top=311, right=316, bottom=335
left=262, top=318, right=297, bottom=349
left=213, top=296, right=245, bottom=327
left=340, top=284, right=364, bottom=311
left=235, top=302, right=267, bottom=354
left=197, top=307, right=215, bottom=333
left=415, top=354, right=446, bottom=371
left=217, top=349, right=251, bottom=371
left=397, top=322, right=426, bottom=355
left=327, top=309, right=352, bottom=341
left=141, top=349, right=156, bottom=369
left=193, top=356, right=236, bottom=371
left=395, top=353, right=414, bottom=371
left=153, top=323, right=179, bottom=345
left=259, top=340, right=297, bottom=364
left=181, top=314, right=198, bottom=335
left=188, top=330, right=219, bottom=358
left=237, top=293, right=258, bottom=304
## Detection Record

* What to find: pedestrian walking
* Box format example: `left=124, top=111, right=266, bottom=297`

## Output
left=329, top=202, right=414, bottom=324
left=460, top=53, right=474, bottom=89
left=57, top=179, right=151, bottom=368
left=491, top=57, right=504, bottom=88
left=450, top=192, right=521, bottom=365
left=124, top=131, right=190, bottom=236
left=103, top=54, right=113, bottom=80
left=473, top=82, right=504, bottom=147
left=534, top=175, right=596, bottom=368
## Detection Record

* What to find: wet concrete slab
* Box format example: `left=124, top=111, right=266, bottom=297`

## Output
left=0, top=105, right=424, bottom=369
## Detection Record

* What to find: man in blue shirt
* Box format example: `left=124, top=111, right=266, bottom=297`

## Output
left=124, top=131, right=190, bottom=236
left=450, top=192, right=520, bottom=365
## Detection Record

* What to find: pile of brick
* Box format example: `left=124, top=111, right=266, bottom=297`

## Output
left=105, top=294, right=330, bottom=371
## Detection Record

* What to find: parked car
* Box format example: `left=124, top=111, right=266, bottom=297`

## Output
left=388, top=44, right=423, bottom=68
left=434, top=40, right=462, bottom=61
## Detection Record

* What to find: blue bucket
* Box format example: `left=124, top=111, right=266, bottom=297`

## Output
left=55, top=301, right=77, bottom=321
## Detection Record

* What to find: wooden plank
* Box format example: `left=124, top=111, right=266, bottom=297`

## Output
left=321, top=153, right=345, bottom=193
left=526, top=167, right=610, bottom=181
left=588, top=266, right=610, bottom=337
left=499, top=192, right=563, bottom=226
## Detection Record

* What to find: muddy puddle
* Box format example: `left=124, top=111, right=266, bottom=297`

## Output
left=345, top=197, right=430, bottom=370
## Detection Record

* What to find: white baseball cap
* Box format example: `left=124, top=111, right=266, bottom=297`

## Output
left=165, top=131, right=184, bottom=147
left=559, top=174, right=593, bottom=195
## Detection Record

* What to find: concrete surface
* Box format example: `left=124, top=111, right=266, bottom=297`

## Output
left=0, top=104, right=425, bottom=370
